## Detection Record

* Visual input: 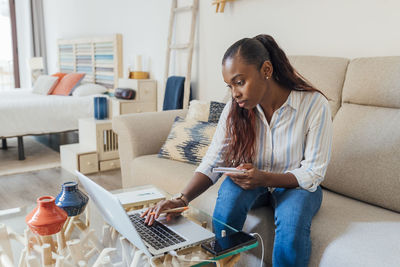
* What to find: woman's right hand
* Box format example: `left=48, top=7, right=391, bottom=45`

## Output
left=141, top=198, right=186, bottom=226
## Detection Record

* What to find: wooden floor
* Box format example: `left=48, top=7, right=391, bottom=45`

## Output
left=0, top=167, right=122, bottom=210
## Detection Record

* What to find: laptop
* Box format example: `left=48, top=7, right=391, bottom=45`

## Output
left=76, top=171, right=215, bottom=257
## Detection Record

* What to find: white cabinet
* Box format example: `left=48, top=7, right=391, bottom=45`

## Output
left=79, top=153, right=99, bottom=174
left=110, top=79, right=157, bottom=117
left=99, top=159, right=120, bottom=171
left=60, top=144, right=98, bottom=175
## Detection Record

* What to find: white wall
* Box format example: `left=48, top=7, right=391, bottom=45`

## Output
left=197, top=0, right=400, bottom=101
left=42, top=0, right=400, bottom=105
left=43, top=0, right=196, bottom=110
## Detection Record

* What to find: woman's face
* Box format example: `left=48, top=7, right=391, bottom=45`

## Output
left=222, top=55, right=271, bottom=109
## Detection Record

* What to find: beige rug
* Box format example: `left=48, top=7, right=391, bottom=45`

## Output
left=0, top=137, right=60, bottom=176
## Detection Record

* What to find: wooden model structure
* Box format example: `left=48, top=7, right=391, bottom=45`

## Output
left=0, top=202, right=241, bottom=267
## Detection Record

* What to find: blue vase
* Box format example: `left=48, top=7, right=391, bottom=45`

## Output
left=94, top=96, right=108, bottom=120
left=55, top=181, right=89, bottom=217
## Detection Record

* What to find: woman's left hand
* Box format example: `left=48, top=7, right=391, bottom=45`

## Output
left=226, top=163, right=267, bottom=190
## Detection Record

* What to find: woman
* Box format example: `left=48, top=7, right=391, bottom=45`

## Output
left=142, top=34, right=332, bottom=266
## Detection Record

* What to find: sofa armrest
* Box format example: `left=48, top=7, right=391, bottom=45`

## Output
left=113, top=109, right=188, bottom=157
left=112, top=109, right=188, bottom=181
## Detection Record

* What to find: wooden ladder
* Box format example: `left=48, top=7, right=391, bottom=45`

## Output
left=164, top=0, right=199, bottom=109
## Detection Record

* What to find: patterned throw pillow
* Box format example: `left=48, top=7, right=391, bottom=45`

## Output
left=48, top=72, right=67, bottom=94
left=50, top=73, right=85, bottom=96
left=32, top=75, right=59, bottom=95
left=186, top=100, right=226, bottom=123
left=208, top=101, right=226, bottom=123
left=159, top=117, right=217, bottom=165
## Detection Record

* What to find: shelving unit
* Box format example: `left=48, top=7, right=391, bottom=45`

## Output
left=60, top=119, right=120, bottom=174
left=60, top=79, right=157, bottom=175
left=57, top=34, right=123, bottom=89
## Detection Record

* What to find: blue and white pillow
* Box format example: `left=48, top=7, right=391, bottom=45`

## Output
left=158, top=117, right=217, bottom=165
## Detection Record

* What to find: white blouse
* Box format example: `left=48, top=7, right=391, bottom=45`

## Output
left=195, top=90, right=333, bottom=192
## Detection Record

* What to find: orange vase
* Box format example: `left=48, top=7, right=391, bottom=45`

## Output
left=25, top=196, right=68, bottom=236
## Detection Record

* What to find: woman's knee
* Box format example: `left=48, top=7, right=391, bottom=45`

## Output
left=213, top=177, right=266, bottom=231
left=215, top=177, right=266, bottom=213
left=215, top=178, right=249, bottom=217
left=274, top=187, right=322, bottom=222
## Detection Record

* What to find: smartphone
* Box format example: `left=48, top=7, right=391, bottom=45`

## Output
left=212, top=167, right=246, bottom=174
left=201, top=231, right=257, bottom=256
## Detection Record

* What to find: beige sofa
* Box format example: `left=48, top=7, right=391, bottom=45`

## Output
left=113, top=56, right=400, bottom=266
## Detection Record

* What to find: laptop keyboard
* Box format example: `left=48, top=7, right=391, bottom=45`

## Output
left=129, top=213, right=186, bottom=250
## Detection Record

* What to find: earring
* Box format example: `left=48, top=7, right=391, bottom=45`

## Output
left=265, top=76, right=269, bottom=80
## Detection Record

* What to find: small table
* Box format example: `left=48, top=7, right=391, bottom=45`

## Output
left=0, top=185, right=258, bottom=266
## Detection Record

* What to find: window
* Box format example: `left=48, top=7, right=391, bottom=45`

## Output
left=0, top=0, right=19, bottom=90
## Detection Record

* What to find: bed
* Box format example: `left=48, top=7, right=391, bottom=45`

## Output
left=0, top=88, right=102, bottom=160
left=1, top=34, right=123, bottom=160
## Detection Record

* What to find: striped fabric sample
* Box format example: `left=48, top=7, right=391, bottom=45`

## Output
left=196, top=90, right=333, bottom=192
left=159, top=117, right=217, bottom=165
left=59, top=44, right=74, bottom=73
left=58, top=41, right=117, bottom=88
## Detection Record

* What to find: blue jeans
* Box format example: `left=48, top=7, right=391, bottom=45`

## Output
left=213, top=177, right=322, bottom=267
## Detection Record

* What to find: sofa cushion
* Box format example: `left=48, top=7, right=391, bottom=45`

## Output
left=342, top=56, right=400, bottom=108
left=159, top=117, right=217, bottom=164
left=186, top=100, right=226, bottom=123
left=323, top=103, right=400, bottom=212
left=288, top=56, right=349, bottom=118
left=309, top=189, right=400, bottom=267
left=186, top=100, right=210, bottom=122
left=241, top=189, right=400, bottom=267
